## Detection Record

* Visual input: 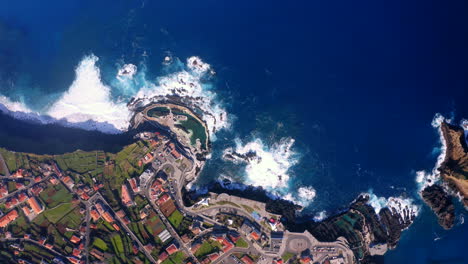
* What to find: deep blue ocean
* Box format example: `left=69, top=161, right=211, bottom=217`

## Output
left=1, top=0, right=467, bottom=263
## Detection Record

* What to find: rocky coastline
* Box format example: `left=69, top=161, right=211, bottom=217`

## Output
left=438, top=122, right=468, bottom=207
left=183, top=182, right=417, bottom=263
left=422, top=121, right=468, bottom=229
left=421, top=184, right=455, bottom=229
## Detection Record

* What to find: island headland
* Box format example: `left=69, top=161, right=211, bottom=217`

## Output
left=421, top=121, right=468, bottom=230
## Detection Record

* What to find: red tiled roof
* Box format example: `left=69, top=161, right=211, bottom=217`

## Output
left=90, top=209, right=100, bottom=221
left=22, top=206, right=31, bottom=216
left=102, top=211, right=114, bottom=223
left=241, top=256, right=254, bottom=264
left=112, top=223, right=120, bottom=231
left=70, top=235, right=81, bottom=244
left=208, top=253, right=220, bottom=261
left=166, top=244, right=178, bottom=255
left=250, top=231, right=260, bottom=241
left=27, top=197, right=42, bottom=214
left=121, top=184, right=132, bottom=206
left=158, top=252, right=169, bottom=261
left=0, top=210, right=18, bottom=227
left=157, top=193, right=170, bottom=205
left=128, top=178, right=139, bottom=193
left=72, top=248, right=81, bottom=257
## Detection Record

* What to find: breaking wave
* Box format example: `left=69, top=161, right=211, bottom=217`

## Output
left=365, top=190, right=420, bottom=218
left=313, top=211, right=328, bottom=221
left=222, top=136, right=316, bottom=207
left=132, top=56, right=229, bottom=136
left=223, top=137, right=297, bottom=188
left=47, top=55, right=132, bottom=133
left=415, top=113, right=449, bottom=192
left=0, top=54, right=229, bottom=135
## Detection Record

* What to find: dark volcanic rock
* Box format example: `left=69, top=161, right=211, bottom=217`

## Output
left=285, top=195, right=416, bottom=263
left=421, top=185, right=455, bottom=229
left=438, top=122, right=468, bottom=207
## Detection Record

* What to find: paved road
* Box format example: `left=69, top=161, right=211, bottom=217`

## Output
left=0, top=174, right=51, bottom=203
left=94, top=193, right=158, bottom=264
left=83, top=200, right=92, bottom=264
left=144, top=186, right=201, bottom=264
left=1, top=237, right=70, bottom=262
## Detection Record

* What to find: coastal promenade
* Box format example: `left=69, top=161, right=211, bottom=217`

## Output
left=134, top=102, right=357, bottom=264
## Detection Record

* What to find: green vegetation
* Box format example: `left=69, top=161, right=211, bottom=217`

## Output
left=43, top=203, right=74, bottom=223
left=145, top=212, right=166, bottom=237
left=21, top=242, right=55, bottom=262
left=235, top=238, right=249, bottom=248
left=111, top=234, right=125, bottom=258
left=161, top=251, right=186, bottom=264
left=168, top=210, right=184, bottom=229
left=171, top=108, right=208, bottom=149
left=148, top=107, right=170, bottom=117
left=202, top=222, right=214, bottom=229
left=0, top=141, right=160, bottom=263
left=216, top=201, right=241, bottom=208
left=39, top=183, right=73, bottom=208
left=9, top=212, right=28, bottom=236
left=194, top=241, right=219, bottom=258
left=7, top=181, right=17, bottom=192
left=93, top=237, right=109, bottom=251
left=58, top=150, right=100, bottom=174
left=241, top=204, right=255, bottom=214
left=282, top=252, right=295, bottom=262
left=57, top=206, right=82, bottom=230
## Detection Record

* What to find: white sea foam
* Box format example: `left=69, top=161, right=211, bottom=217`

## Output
left=298, top=186, right=317, bottom=202
left=133, top=56, right=229, bottom=136
left=117, top=63, right=137, bottom=79
left=461, top=119, right=468, bottom=144
left=222, top=137, right=316, bottom=207
left=415, top=113, right=449, bottom=192
left=47, top=55, right=132, bottom=133
left=365, top=191, right=420, bottom=220
left=0, top=95, right=57, bottom=124
left=313, top=210, right=328, bottom=221
left=223, top=137, right=297, bottom=189
left=0, top=54, right=229, bottom=136
left=0, top=96, right=33, bottom=114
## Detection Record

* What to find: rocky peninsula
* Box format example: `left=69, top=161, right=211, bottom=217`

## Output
left=421, top=184, right=455, bottom=229
left=421, top=121, right=468, bottom=229
left=438, top=122, right=468, bottom=207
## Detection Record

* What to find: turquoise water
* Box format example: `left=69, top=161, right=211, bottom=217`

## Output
left=0, top=1, right=467, bottom=262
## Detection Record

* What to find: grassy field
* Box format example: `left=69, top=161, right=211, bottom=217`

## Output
left=148, top=107, right=170, bottom=117
left=235, top=238, right=249, bottom=248
left=168, top=210, right=184, bottom=229
left=110, top=234, right=125, bottom=259
left=93, top=237, right=109, bottom=251
left=282, top=252, right=295, bottom=262
left=58, top=150, right=99, bottom=174
left=57, top=206, right=82, bottom=230
left=39, top=183, right=73, bottom=208
left=194, top=240, right=221, bottom=258
left=161, top=251, right=186, bottom=264
left=43, top=203, right=75, bottom=223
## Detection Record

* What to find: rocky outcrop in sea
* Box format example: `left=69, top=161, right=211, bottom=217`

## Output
left=421, top=184, right=455, bottom=229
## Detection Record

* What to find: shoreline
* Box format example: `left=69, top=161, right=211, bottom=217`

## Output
left=0, top=102, right=438, bottom=263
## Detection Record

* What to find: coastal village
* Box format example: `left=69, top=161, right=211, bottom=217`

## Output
left=0, top=102, right=354, bottom=264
